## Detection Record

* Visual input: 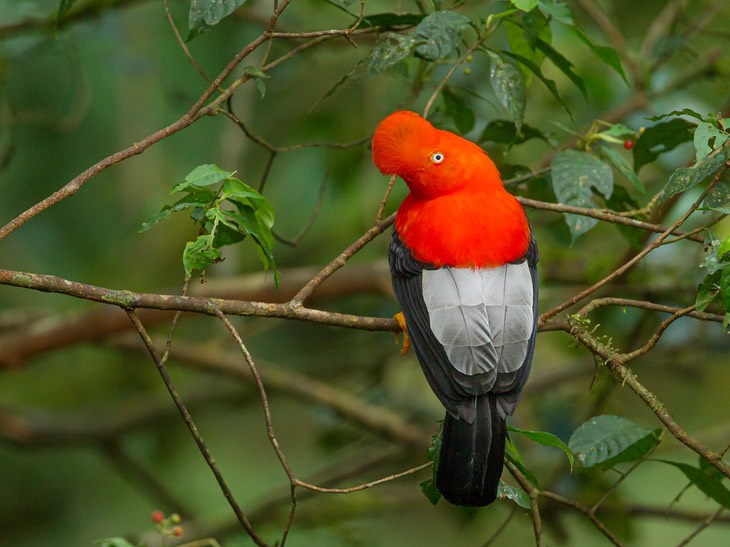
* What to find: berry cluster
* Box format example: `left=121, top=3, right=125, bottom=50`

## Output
left=150, top=510, right=184, bottom=540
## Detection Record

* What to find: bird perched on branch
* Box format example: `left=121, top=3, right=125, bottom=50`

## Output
left=372, top=110, right=538, bottom=506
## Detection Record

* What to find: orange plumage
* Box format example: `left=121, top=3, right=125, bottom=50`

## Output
left=372, top=110, right=529, bottom=268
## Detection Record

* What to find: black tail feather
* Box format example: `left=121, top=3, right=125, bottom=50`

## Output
left=436, top=395, right=505, bottom=507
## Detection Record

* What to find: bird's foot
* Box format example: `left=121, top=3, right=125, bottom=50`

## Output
left=393, top=311, right=411, bottom=355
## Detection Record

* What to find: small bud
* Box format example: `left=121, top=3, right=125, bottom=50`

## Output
left=151, top=510, right=165, bottom=524
left=170, top=513, right=181, bottom=524
left=173, top=526, right=184, bottom=537
left=639, top=126, right=645, bottom=135
left=466, top=55, right=473, bottom=63
left=464, top=67, right=472, bottom=76
left=623, top=139, right=634, bottom=150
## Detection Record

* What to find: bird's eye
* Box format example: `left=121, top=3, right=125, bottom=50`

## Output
left=431, top=152, right=445, bottom=164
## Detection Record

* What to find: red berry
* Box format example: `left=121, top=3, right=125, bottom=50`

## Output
left=623, top=139, right=634, bottom=150
left=151, top=510, right=165, bottom=524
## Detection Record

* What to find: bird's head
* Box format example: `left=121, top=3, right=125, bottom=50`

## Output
left=372, top=110, right=502, bottom=199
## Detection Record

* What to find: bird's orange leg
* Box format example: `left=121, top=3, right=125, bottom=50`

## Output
left=393, top=311, right=411, bottom=355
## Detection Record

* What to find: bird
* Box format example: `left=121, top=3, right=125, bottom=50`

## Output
left=372, top=110, right=539, bottom=506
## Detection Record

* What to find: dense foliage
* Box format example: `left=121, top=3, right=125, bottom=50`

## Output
left=0, top=1, right=729, bottom=546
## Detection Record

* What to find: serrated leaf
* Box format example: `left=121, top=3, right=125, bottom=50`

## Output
left=487, top=52, right=526, bottom=132
left=172, top=164, right=233, bottom=193
left=598, top=144, right=646, bottom=195
left=501, top=50, right=571, bottom=118
left=538, top=0, right=574, bottom=25
left=413, top=11, right=471, bottom=61
left=55, top=0, right=78, bottom=27
left=509, top=426, right=574, bottom=470
left=551, top=150, right=613, bottom=240
left=442, top=87, right=475, bottom=134
left=658, top=460, right=730, bottom=510
left=511, top=0, right=538, bottom=10
left=569, top=415, right=662, bottom=470
left=661, top=155, right=725, bottom=203
left=693, top=122, right=729, bottom=164
left=572, top=27, right=628, bottom=85
left=633, top=118, right=695, bottom=172
left=498, top=481, right=531, bottom=508
left=188, top=0, right=248, bottom=41
left=479, top=119, right=548, bottom=145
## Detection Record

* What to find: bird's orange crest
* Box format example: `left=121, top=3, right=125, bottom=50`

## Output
left=372, top=111, right=530, bottom=267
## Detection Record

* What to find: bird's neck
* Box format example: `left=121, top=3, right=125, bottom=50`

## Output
left=395, top=188, right=530, bottom=268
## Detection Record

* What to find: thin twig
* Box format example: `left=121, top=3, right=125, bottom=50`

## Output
left=125, top=310, right=269, bottom=546
left=294, top=462, right=431, bottom=494
left=540, top=162, right=728, bottom=324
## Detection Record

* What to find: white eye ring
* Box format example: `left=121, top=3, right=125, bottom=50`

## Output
left=431, top=152, right=445, bottom=164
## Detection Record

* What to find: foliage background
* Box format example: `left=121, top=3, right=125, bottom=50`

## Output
left=0, top=0, right=729, bottom=546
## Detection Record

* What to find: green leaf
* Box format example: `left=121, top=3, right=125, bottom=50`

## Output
left=487, top=52, right=526, bottom=132
left=93, top=538, right=139, bottom=547
left=243, top=66, right=270, bottom=99
left=367, top=33, right=417, bottom=76
left=508, top=426, right=574, bottom=470
left=658, top=460, right=730, bottom=510
left=551, top=149, right=613, bottom=241
left=505, top=435, right=541, bottom=487
left=360, top=13, right=427, bottom=28
left=188, top=0, right=249, bottom=41
left=597, top=123, right=636, bottom=142
left=478, top=119, right=549, bottom=145
left=633, top=118, right=695, bottom=172
left=694, top=122, right=729, bottom=164
left=569, top=415, right=662, bottom=470
left=705, top=169, right=730, bottom=209
left=504, top=11, right=551, bottom=85
left=139, top=190, right=215, bottom=232
left=572, top=27, right=628, bottom=85
left=183, top=234, right=222, bottom=276
left=442, top=87, right=475, bottom=134
left=413, top=11, right=471, bottom=61
left=55, top=0, right=78, bottom=27
left=510, top=0, right=538, bottom=10
left=501, top=50, right=571, bottom=118
left=538, top=0, right=574, bottom=25
left=172, top=164, right=233, bottom=193
left=721, top=266, right=730, bottom=312
left=420, top=477, right=442, bottom=505
left=696, top=271, right=720, bottom=311
left=646, top=108, right=706, bottom=122
left=661, top=155, right=725, bottom=204
left=535, top=38, right=586, bottom=97
left=598, top=144, right=646, bottom=195
left=497, top=481, right=531, bottom=508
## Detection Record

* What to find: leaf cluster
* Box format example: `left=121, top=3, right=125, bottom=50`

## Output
left=141, top=164, right=278, bottom=284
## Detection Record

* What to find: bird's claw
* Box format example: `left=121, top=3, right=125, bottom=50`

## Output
left=393, top=311, right=411, bottom=355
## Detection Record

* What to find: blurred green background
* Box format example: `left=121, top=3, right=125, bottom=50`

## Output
left=1, top=1, right=729, bottom=545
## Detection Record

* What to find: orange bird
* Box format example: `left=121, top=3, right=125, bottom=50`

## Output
left=372, top=111, right=538, bottom=506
